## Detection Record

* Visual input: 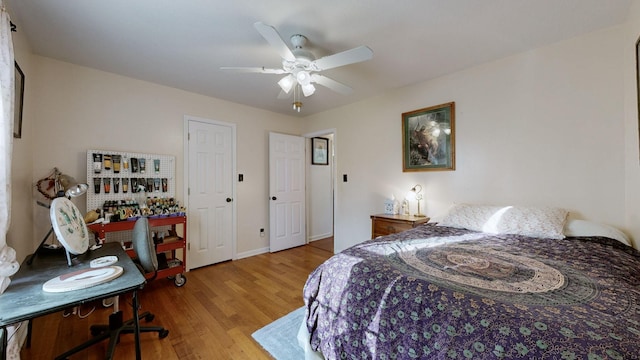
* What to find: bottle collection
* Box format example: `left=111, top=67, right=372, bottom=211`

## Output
left=92, top=177, right=168, bottom=194
left=97, top=197, right=186, bottom=223
left=87, top=150, right=180, bottom=225
left=92, top=153, right=168, bottom=194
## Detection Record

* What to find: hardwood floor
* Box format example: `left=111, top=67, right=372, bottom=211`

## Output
left=21, top=244, right=332, bottom=359
left=308, top=236, right=333, bottom=253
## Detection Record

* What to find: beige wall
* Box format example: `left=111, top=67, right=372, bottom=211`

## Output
left=13, top=56, right=300, bottom=261
left=624, top=0, right=640, bottom=251
left=304, top=25, right=629, bottom=252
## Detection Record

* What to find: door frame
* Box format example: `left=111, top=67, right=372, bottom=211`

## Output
left=183, top=115, right=238, bottom=269
left=303, top=128, right=337, bottom=252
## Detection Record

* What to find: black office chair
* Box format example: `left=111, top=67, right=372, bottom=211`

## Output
left=55, top=217, right=169, bottom=360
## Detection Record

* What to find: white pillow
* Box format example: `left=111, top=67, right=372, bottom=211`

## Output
left=439, top=203, right=568, bottom=239
left=563, top=219, right=631, bottom=246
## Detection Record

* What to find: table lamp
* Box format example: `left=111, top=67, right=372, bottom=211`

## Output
left=409, top=184, right=426, bottom=218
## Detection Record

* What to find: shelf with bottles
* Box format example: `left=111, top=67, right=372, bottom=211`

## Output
left=90, top=196, right=185, bottom=224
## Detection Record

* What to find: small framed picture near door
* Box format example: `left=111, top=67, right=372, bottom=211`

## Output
left=312, top=137, right=329, bottom=165
left=14, top=61, right=24, bottom=139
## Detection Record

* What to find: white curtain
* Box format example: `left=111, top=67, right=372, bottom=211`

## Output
left=0, top=0, right=18, bottom=293
left=0, top=1, right=23, bottom=359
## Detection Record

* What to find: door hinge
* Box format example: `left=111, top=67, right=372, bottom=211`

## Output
left=188, top=133, right=190, bottom=141
left=188, top=187, right=190, bottom=196
left=187, top=243, right=190, bottom=251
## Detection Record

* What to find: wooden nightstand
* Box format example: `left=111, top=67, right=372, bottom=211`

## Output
left=370, top=214, right=430, bottom=239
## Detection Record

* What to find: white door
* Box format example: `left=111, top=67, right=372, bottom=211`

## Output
left=269, top=132, right=306, bottom=252
left=186, top=118, right=235, bottom=269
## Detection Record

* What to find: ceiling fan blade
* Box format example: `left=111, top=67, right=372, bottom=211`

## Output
left=311, top=74, right=353, bottom=95
left=311, top=46, right=373, bottom=71
left=253, top=22, right=296, bottom=62
left=220, top=66, right=286, bottom=74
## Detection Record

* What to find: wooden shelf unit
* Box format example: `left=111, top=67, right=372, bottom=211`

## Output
left=88, top=215, right=187, bottom=286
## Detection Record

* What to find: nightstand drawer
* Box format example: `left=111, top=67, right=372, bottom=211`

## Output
left=370, top=214, right=430, bottom=239
left=373, top=219, right=413, bottom=236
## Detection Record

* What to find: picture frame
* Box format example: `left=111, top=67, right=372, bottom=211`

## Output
left=636, top=35, right=640, bottom=158
left=311, top=137, right=329, bottom=165
left=14, top=61, right=24, bottom=139
left=402, top=102, right=455, bottom=172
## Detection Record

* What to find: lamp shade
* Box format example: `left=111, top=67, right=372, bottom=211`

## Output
left=296, top=70, right=311, bottom=86
left=65, top=183, right=88, bottom=198
left=57, top=173, right=88, bottom=198
left=278, top=74, right=295, bottom=93
left=301, top=83, right=316, bottom=97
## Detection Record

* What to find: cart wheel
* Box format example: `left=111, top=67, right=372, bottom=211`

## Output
left=159, top=329, right=169, bottom=339
left=167, top=275, right=175, bottom=280
left=174, top=274, right=187, bottom=287
left=145, top=313, right=155, bottom=322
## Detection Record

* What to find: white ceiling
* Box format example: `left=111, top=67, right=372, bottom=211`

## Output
left=6, top=0, right=633, bottom=116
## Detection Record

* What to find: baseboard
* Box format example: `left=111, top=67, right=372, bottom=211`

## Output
left=309, top=233, right=333, bottom=242
left=235, top=246, right=270, bottom=260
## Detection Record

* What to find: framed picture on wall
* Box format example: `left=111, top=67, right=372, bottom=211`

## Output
left=14, top=61, right=24, bottom=139
left=636, top=35, right=640, bottom=159
left=312, top=137, right=329, bottom=165
left=402, top=102, right=455, bottom=171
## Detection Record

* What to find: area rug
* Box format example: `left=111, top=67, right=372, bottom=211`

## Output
left=252, top=307, right=305, bottom=360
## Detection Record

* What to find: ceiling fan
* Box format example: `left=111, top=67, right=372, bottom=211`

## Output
left=221, top=22, right=373, bottom=111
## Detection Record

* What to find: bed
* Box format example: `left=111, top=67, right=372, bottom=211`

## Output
left=300, top=204, right=640, bottom=359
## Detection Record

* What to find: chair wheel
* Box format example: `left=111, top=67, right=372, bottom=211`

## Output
left=174, top=274, right=187, bottom=287
left=159, top=329, right=169, bottom=339
left=145, top=313, right=155, bottom=322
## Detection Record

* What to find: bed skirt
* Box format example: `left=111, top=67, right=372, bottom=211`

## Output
left=297, top=319, right=324, bottom=360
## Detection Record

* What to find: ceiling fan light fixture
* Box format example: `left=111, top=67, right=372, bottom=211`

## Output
left=223, top=23, right=373, bottom=112
left=301, top=83, right=316, bottom=97
left=296, top=71, right=311, bottom=86
left=278, top=74, right=295, bottom=93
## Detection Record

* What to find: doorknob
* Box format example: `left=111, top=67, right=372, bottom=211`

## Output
left=226, top=198, right=232, bottom=202
left=271, top=196, right=277, bottom=200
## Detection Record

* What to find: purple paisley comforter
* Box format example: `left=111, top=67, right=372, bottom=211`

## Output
left=303, top=225, right=640, bottom=359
